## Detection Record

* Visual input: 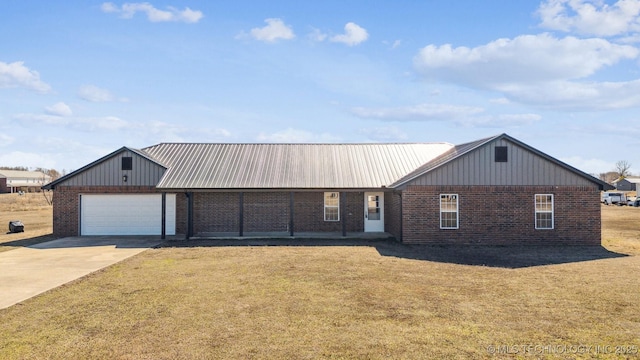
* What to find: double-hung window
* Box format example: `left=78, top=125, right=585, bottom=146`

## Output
left=324, top=192, right=340, bottom=221
left=535, top=194, right=554, bottom=229
left=440, top=194, right=459, bottom=229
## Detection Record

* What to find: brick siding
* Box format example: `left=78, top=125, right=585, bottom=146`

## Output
left=191, top=191, right=365, bottom=236
left=385, top=191, right=402, bottom=240
left=400, top=185, right=601, bottom=245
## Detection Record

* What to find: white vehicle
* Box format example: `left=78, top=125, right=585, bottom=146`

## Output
left=602, top=192, right=624, bottom=205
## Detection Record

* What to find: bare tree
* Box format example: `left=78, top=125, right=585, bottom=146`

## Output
left=615, top=160, right=632, bottom=178
left=599, top=171, right=619, bottom=183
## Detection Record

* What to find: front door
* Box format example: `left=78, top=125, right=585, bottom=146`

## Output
left=364, top=192, right=384, bottom=232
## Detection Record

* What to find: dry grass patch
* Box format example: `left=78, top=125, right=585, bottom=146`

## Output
left=1, top=242, right=639, bottom=359
left=0, top=193, right=54, bottom=251
left=602, top=204, right=640, bottom=255
left=0, top=202, right=639, bottom=358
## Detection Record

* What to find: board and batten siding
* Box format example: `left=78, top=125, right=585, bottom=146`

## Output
left=401, top=139, right=596, bottom=187
left=57, top=150, right=166, bottom=187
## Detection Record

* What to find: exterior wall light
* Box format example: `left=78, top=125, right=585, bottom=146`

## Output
left=123, top=174, right=128, bottom=182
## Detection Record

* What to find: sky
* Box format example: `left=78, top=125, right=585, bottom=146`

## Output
left=1, top=0, right=640, bottom=175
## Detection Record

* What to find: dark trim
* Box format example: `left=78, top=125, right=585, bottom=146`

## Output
left=289, top=192, right=294, bottom=236
left=186, top=192, right=193, bottom=239
left=78, top=194, right=82, bottom=236
left=239, top=192, right=244, bottom=237
left=161, top=192, right=166, bottom=240
left=398, top=191, right=403, bottom=242
left=341, top=191, right=347, bottom=237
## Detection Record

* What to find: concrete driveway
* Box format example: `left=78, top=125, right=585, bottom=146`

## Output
left=0, top=237, right=162, bottom=309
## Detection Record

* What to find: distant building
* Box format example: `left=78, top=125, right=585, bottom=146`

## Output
left=0, top=170, right=51, bottom=193
left=612, top=177, right=640, bottom=192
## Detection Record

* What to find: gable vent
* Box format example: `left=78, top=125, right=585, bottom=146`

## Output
left=495, top=146, right=508, bottom=162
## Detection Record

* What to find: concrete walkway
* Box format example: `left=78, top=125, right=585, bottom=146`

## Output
left=0, top=237, right=162, bottom=309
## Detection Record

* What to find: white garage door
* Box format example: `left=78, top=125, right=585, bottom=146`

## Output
left=81, top=194, right=176, bottom=236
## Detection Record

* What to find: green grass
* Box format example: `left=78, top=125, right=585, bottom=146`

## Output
left=0, top=206, right=639, bottom=359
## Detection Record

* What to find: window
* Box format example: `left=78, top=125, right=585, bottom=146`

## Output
left=535, top=194, right=554, bottom=229
left=495, top=146, right=508, bottom=162
left=121, top=157, right=133, bottom=170
left=324, top=192, right=340, bottom=221
left=440, top=194, right=458, bottom=229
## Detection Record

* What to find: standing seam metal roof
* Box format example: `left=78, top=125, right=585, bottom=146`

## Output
left=141, top=143, right=454, bottom=189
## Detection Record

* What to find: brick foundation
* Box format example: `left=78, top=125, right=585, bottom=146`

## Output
left=400, top=185, right=601, bottom=245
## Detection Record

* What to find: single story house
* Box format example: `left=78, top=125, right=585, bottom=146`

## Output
left=612, top=177, right=640, bottom=192
left=0, top=170, right=51, bottom=193
left=42, top=133, right=612, bottom=245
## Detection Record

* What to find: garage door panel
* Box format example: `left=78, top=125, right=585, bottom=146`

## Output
left=81, top=194, right=175, bottom=236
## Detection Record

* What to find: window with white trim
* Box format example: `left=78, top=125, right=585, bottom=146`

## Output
left=324, top=192, right=340, bottom=221
left=535, top=194, right=554, bottom=229
left=440, top=194, right=458, bottom=229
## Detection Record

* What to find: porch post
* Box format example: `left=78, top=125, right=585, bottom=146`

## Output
left=161, top=192, right=166, bottom=240
left=186, top=192, right=194, bottom=239
left=239, top=192, right=244, bottom=237
left=289, top=192, right=294, bottom=236
left=341, top=192, right=347, bottom=237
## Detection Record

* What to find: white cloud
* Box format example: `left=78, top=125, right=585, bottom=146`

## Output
left=78, top=85, right=126, bottom=102
left=496, top=78, right=640, bottom=110
left=0, top=61, right=51, bottom=93
left=0, top=151, right=56, bottom=169
left=458, top=113, right=542, bottom=127
left=14, top=113, right=129, bottom=131
left=139, top=121, right=231, bottom=143
left=330, top=22, right=369, bottom=46
left=308, top=28, right=327, bottom=42
left=560, top=155, right=614, bottom=174
left=14, top=113, right=71, bottom=125
left=92, top=116, right=128, bottom=130
left=359, top=126, right=408, bottom=141
left=44, top=102, right=72, bottom=117
left=350, top=103, right=485, bottom=122
left=490, top=97, right=511, bottom=105
left=257, top=128, right=341, bottom=143
left=0, top=133, right=14, bottom=146
left=414, top=33, right=640, bottom=110
left=249, top=18, right=295, bottom=43
left=537, top=0, right=640, bottom=37
left=414, top=34, right=637, bottom=85
left=101, top=2, right=203, bottom=23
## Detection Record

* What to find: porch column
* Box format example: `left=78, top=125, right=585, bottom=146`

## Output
left=289, top=192, right=294, bottom=236
left=161, top=192, right=166, bottom=240
left=341, top=192, right=347, bottom=237
left=239, top=192, right=244, bottom=237
left=186, top=192, right=194, bottom=240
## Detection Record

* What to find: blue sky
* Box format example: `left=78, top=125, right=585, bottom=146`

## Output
left=2, top=0, right=640, bottom=175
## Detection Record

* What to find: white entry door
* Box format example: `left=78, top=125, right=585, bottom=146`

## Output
left=364, top=192, right=384, bottom=232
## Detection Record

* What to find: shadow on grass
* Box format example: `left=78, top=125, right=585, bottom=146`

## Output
left=161, top=239, right=629, bottom=269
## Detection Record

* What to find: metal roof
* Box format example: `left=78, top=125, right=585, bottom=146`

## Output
left=141, top=143, right=454, bottom=189
left=0, top=170, right=51, bottom=180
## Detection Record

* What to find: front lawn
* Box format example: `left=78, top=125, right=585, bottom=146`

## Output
left=0, top=205, right=639, bottom=359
